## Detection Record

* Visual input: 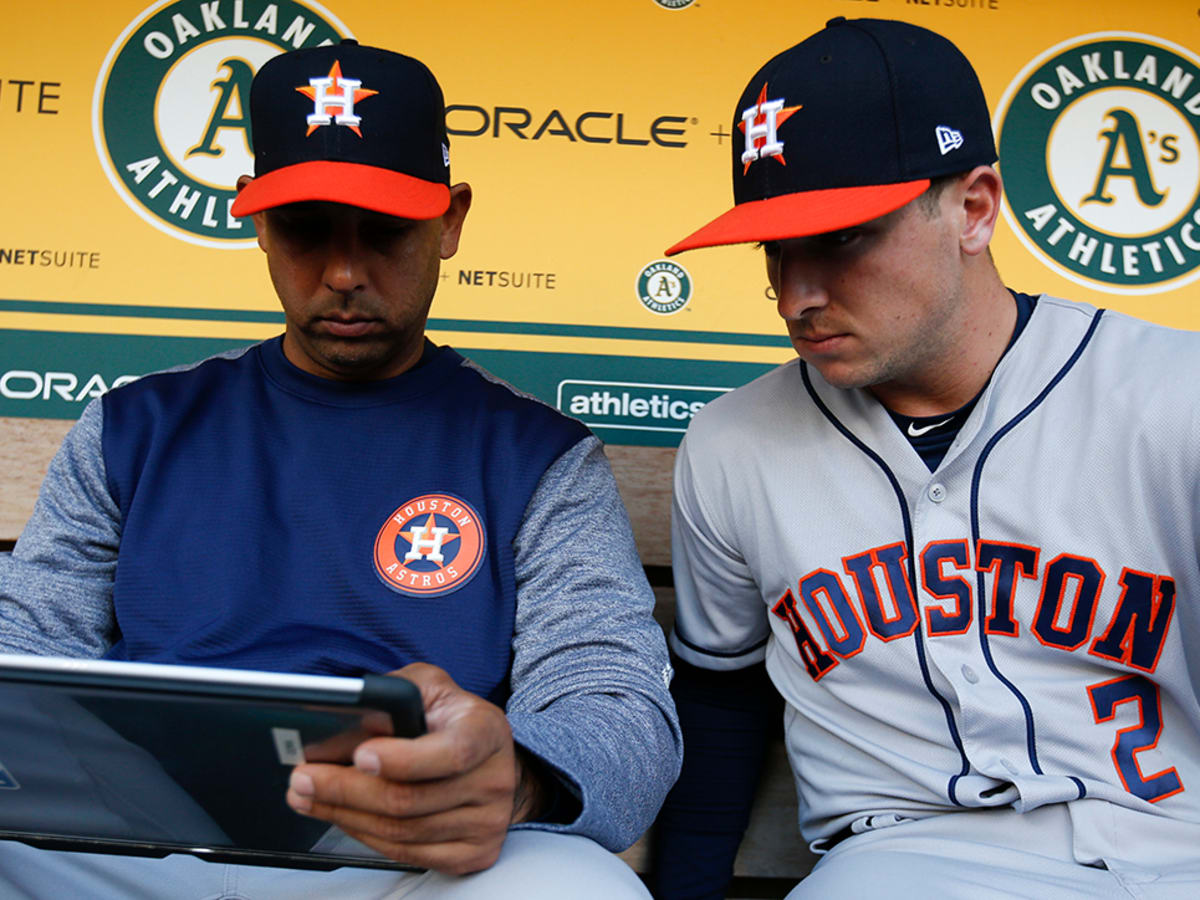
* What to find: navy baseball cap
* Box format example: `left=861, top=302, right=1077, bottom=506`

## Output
left=231, top=40, right=451, bottom=219
left=666, top=17, right=996, bottom=255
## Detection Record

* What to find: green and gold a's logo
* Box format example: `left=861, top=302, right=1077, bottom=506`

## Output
left=995, top=33, right=1200, bottom=294
left=93, top=0, right=349, bottom=248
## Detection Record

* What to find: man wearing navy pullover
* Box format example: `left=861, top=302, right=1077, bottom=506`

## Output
left=0, top=41, right=679, bottom=899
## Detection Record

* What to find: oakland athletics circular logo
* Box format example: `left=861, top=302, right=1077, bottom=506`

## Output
left=653, top=0, right=696, bottom=9
left=92, top=0, right=349, bottom=248
left=995, top=32, right=1200, bottom=294
left=637, top=259, right=693, bottom=314
left=373, top=494, right=486, bottom=598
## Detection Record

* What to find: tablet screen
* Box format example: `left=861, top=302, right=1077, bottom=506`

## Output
left=0, top=656, right=423, bottom=871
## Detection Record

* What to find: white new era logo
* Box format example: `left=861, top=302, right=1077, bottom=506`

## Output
left=936, top=125, right=964, bottom=155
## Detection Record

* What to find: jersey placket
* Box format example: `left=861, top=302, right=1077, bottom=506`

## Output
left=909, top=457, right=1039, bottom=807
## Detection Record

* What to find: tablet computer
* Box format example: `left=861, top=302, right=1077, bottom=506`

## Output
left=0, top=653, right=426, bottom=871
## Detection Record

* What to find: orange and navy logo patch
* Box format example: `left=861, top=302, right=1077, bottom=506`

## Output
left=739, top=82, right=802, bottom=173
left=296, top=60, right=378, bottom=137
left=374, top=494, right=486, bottom=597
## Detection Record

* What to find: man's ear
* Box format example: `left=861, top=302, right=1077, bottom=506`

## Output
left=958, top=165, right=1002, bottom=257
left=439, top=183, right=473, bottom=260
left=236, top=174, right=268, bottom=251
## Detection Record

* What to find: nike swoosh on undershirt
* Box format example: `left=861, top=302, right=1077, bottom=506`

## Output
left=907, top=418, right=953, bottom=437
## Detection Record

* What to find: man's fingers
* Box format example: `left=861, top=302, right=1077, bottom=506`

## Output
left=341, top=830, right=506, bottom=877
left=391, top=662, right=462, bottom=725
left=355, top=724, right=506, bottom=787
left=364, top=663, right=520, bottom=785
left=290, top=793, right=511, bottom=851
left=285, top=774, right=511, bottom=873
left=281, top=663, right=522, bottom=875
left=288, top=763, right=443, bottom=819
left=390, top=663, right=511, bottom=745
left=288, top=752, right=513, bottom=820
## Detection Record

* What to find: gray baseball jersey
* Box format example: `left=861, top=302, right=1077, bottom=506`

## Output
left=670, top=295, right=1200, bottom=863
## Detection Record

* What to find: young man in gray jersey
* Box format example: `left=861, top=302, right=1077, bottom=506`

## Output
left=651, top=16, right=1200, bottom=899
left=0, top=40, right=679, bottom=899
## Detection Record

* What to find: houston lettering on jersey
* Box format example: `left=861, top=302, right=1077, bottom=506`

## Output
left=772, top=539, right=1183, bottom=803
left=771, top=539, right=1175, bottom=683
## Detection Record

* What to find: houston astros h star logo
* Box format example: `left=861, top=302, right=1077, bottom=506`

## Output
left=739, top=82, right=802, bottom=172
left=403, top=515, right=452, bottom=562
left=296, top=60, right=378, bottom=136
left=374, top=494, right=486, bottom=597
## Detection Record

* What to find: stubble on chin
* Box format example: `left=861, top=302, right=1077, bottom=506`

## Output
left=795, top=345, right=897, bottom=394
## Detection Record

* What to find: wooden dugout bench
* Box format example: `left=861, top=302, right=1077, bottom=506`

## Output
left=0, top=422, right=815, bottom=894
left=607, top=445, right=816, bottom=895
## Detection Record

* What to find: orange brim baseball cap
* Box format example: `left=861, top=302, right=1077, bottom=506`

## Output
left=666, top=181, right=930, bottom=255
left=231, top=41, right=451, bottom=220
left=666, top=17, right=996, bottom=256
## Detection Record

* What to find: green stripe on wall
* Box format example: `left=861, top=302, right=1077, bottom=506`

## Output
left=0, top=299, right=789, bottom=347
left=0, top=330, right=778, bottom=446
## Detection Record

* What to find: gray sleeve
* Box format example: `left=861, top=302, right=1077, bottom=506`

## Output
left=505, top=436, right=682, bottom=852
left=669, top=431, right=769, bottom=670
left=0, top=399, right=119, bottom=658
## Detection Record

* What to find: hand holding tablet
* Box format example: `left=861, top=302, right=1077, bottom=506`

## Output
left=286, top=662, right=542, bottom=876
left=0, top=653, right=427, bottom=870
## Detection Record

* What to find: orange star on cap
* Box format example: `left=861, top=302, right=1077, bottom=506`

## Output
left=295, top=60, right=379, bottom=137
left=737, top=82, right=802, bottom=173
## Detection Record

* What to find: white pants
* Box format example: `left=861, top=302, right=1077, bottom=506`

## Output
left=0, top=830, right=649, bottom=900
left=791, top=802, right=1200, bottom=899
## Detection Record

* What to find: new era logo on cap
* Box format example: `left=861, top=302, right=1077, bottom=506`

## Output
left=666, top=17, right=996, bottom=255
left=230, top=40, right=451, bottom=221
left=936, top=125, right=965, bottom=155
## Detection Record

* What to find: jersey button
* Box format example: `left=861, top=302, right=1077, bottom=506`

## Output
left=928, top=483, right=947, bottom=502
left=961, top=664, right=979, bottom=684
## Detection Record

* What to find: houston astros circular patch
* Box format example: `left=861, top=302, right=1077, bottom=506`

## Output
left=373, top=494, right=486, bottom=597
